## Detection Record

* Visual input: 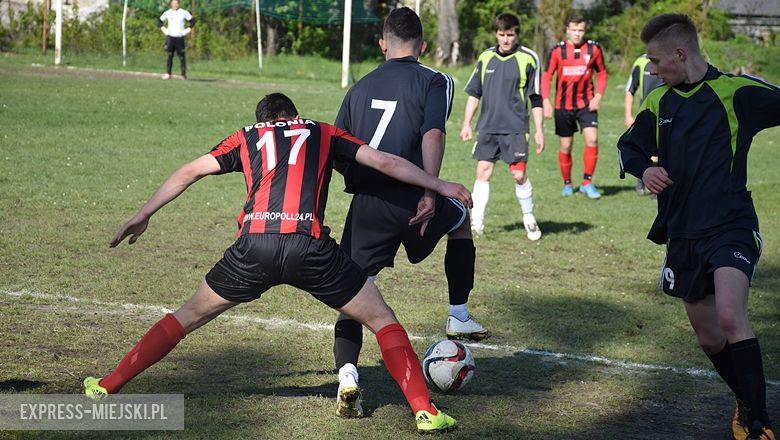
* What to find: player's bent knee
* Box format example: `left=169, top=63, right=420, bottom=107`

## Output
left=339, top=280, right=398, bottom=333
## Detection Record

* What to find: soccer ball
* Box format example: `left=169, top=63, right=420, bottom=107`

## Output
left=422, top=340, right=475, bottom=393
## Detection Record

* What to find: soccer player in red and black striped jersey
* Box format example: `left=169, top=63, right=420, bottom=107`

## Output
left=82, top=93, right=467, bottom=433
left=542, top=14, right=608, bottom=199
left=331, top=7, right=489, bottom=419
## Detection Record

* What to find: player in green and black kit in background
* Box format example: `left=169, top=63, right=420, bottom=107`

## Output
left=624, top=53, right=663, bottom=195
left=460, top=12, right=545, bottom=241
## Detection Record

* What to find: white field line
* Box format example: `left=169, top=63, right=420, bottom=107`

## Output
left=4, top=289, right=778, bottom=387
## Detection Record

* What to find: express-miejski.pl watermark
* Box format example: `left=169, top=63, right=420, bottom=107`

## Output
left=0, top=394, right=184, bottom=430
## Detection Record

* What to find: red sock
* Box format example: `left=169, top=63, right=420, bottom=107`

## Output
left=376, top=323, right=436, bottom=415
left=99, top=314, right=186, bottom=393
left=558, top=152, right=572, bottom=185
left=582, top=145, right=598, bottom=185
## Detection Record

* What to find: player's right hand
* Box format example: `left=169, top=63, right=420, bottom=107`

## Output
left=459, top=126, right=473, bottom=142
left=160, top=26, right=169, bottom=36
left=110, top=213, right=150, bottom=247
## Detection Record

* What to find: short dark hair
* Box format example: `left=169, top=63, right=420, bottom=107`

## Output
left=566, top=14, right=585, bottom=27
left=495, top=13, right=520, bottom=32
left=640, top=13, right=699, bottom=49
left=255, top=93, right=298, bottom=122
left=383, top=7, right=423, bottom=44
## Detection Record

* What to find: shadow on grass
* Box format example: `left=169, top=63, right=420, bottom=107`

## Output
left=598, top=184, right=644, bottom=197
left=0, top=379, right=47, bottom=392
left=502, top=220, right=592, bottom=235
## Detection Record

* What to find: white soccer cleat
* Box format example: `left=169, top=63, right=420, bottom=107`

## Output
left=446, top=315, right=491, bottom=341
left=335, top=370, right=363, bottom=418
left=162, top=73, right=171, bottom=80
left=523, top=213, right=542, bottom=241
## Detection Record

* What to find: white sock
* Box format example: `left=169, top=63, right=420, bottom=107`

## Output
left=515, top=179, right=534, bottom=215
left=448, top=303, right=469, bottom=321
left=472, top=180, right=490, bottom=227
left=338, top=363, right=359, bottom=386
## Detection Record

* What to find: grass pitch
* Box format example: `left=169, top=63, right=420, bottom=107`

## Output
left=1, top=53, right=779, bottom=439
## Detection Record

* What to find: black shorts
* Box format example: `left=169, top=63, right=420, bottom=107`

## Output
left=472, top=132, right=529, bottom=164
left=554, top=108, right=598, bottom=137
left=659, top=229, right=763, bottom=303
left=205, top=233, right=367, bottom=309
left=341, top=187, right=468, bottom=276
left=165, top=36, right=185, bottom=55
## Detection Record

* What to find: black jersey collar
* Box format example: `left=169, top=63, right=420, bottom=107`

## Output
left=495, top=44, right=519, bottom=56
left=674, top=64, right=719, bottom=92
left=386, top=56, right=419, bottom=64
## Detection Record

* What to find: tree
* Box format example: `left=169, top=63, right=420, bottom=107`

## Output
left=434, top=0, right=459, bottom=66
left=537, top=0, right=571, bottom=52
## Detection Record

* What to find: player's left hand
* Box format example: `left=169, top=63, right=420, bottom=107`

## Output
left=110, top=213, right=150, bottom=247
left=409, top=192, right=436, bottom=235
left=642, top=166, right=673, bottom=194
left=534, top=130, right=545, bottom=154
left=437, top=182, right=473, bottom=208
left=183, top=28, right=192, bottom=36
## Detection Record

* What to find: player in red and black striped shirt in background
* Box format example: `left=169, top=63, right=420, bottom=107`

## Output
left=83, top=93, right=467, bottom=434
left=542, top=14, right=608, bottom=199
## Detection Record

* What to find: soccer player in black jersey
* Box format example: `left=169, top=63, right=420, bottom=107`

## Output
left=618, top=14, right=780, bottom=440
left=332, top=7, right=489, bottom=418
left=82, top=93, right=466, bottom=433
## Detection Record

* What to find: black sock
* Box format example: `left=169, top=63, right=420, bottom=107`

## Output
left=731, top=338, right=770, bottom=426
left=706, top=342, right=743, bottom=400
left=445, top=239, right=475, bottom=306
left=334, top=319, right=363, bottom=370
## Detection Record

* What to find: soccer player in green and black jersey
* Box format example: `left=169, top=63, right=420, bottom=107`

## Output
left=618, top=14, right=780, bottom=440
left=460, top=12, right=545, bottom=241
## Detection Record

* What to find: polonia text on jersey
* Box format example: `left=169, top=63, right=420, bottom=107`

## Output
left=243, top=119, right=316, bottom=131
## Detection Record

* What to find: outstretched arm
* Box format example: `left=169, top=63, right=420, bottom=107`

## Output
left=110, top=154, right=222, bottom=247
left=354, top=145, right=471, bottom=209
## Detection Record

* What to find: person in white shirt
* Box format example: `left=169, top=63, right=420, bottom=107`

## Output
left=159, top=0, right=195, bottom=80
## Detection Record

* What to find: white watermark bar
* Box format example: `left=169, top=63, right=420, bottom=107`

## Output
left=0, top=394, right=184, bottom=430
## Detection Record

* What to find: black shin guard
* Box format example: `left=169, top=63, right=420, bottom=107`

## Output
left=731, top=338, right=770, bottom=425
left=706, top=342, right=743, bottom=399
left=445, top=239, right=475, bottom=306
left=334, top=319, right=363, bottom=369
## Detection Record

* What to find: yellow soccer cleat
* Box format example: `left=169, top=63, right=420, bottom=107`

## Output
left=748, top=425, right=776, bottom=440
left=733, top=399, right=750, bottom=440
left=415, top=407, right=457, bottom=434
left=335, top=385, right=363, bottom=418
left=83, top=377, right=108, bottom=400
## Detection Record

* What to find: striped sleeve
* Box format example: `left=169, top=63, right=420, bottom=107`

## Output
left=421, top=71, right=454, bottom=135
left=541, top=45, right=560, bottom=99
left=210, top=129, right=244, bottom=173
left=522, top=46, right=542, bottom=107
